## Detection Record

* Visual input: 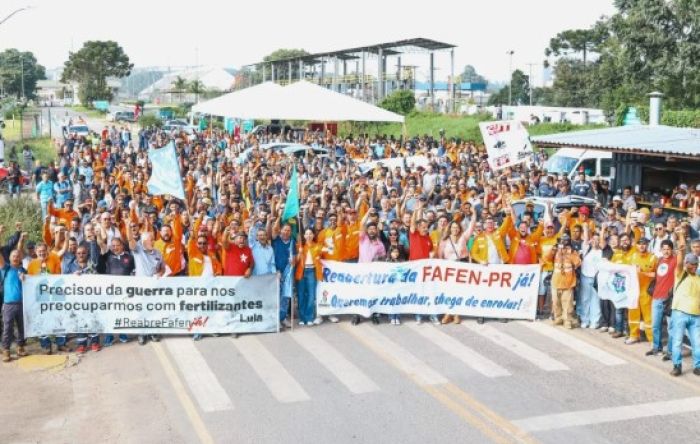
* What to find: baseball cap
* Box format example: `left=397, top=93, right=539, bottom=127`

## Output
left=684, top=253, right=699, bottom=265
left=637, top=237, right=650, bottom=245
left=578, top=206, right=590, bottom=215
left=613, top=195, right=622, bottom=202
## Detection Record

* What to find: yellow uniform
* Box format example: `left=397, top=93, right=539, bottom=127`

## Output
left=626, top=250, right=658, bottom=341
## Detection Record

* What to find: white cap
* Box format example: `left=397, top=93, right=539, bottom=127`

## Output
left=680, top=184, right=688, bottom=191
left=613, top=195, right=622, bottom=202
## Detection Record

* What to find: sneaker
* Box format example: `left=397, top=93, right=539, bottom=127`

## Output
left=611, top=331, right=624, bottom=338
left=298, top=321, right=306, bottom=326
left=430, top=315, right=440, bottom=325
left=17, top=346, right=28, bottom=357
left=371, top=314, right=380, bottom=325
left=282, top=319, right=291, bottom=328
left=580, top=323, right=589, bottom=329
left=391, top=319, right=397, bottom=325
left=138, top=336, right=146, bottom=346
left=662, top=354, right=671, bottom=361
left=103, top=339, right=113, bottom=348
left=645, top=349, right=662, bottom=356
left=313, top=317, right=324, bottom=326
left=416, top=317, right=422, bottom=325
left=624, top=338, right=639, bottom=345
left=608, top=327, right=615, bottom=333
left=2, top=350, right=11, bottom=362
left=76, top=345, right=87, bottom=354
left=598, top=326, right=608, bottom=332
left=693, top=368, right=700, bottom=376
left=453, top=316, right=461, bottom=324
left=477, top=317, right=485, bottom=324
left=564, top=322, right=573, bottom=329
left=670, top=365, right=682, bottom=377
left=150, top=336, right=161, bottom=343
left=590, top=325, right=600, bottom=330
left=90, top=343, right=101, bottom=352
left=193, top=334, right=203, bottom=341
left=395, top=318, right=401, bottom=326
left=328, top=316, right=340, bottom=323
left=351, top=316, right=361, bottom=326
left=553, top=319, right=563, bottom=326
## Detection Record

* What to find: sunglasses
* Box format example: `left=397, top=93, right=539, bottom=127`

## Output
left=655, top=227, right=664, bottom=231
left=197, top=242, right=207, bottom=246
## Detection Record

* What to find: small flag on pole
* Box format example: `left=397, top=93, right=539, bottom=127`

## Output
left=282, top=165, right=300, bottom=223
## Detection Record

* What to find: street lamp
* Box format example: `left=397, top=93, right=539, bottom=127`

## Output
left=0, top=6, right=32, bottom=27
left=506, top=50, right=514, bottom=106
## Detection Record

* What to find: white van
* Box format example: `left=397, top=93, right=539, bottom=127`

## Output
left=544, top=148, right=614, bottom=182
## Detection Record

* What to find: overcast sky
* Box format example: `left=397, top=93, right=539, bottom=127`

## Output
left=0, top=0, right=616, bottom=85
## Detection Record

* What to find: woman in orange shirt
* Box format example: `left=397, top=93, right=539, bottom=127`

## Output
left=295, top=228, right=324, bottom=326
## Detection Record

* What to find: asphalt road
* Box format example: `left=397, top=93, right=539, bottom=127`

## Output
left=3, top=318, right=700, bottom=444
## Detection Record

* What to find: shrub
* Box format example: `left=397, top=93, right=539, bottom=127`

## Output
left=138, top=114, right=162, bottom=128
left=379, top=90, right=416, bottom=115
left=0, top=198, right=43, bottom=243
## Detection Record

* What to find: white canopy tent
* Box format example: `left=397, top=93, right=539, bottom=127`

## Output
left=191, top=82, right=283, bottom=119
left=191, top=80, right=404, bottom=123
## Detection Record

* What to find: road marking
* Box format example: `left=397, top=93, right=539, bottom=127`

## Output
left=407, top=324, right=511, bottom=378
left=464, top=323, right=569, bottom=372
left=291, top=328, right=379, bottom=394
left=342, top=323, right=447, bottom=385
left=513, top=396, right=700, bottom=432
left=521, top=321, right=626, bottom=366
left=152, top=342, right=214, bottom=444
left=232, top=336, right=310, bottom=403
left=343, top=324, right=535, bottom=443
left=165, top=338, right=234, bottom=412
left=567, top=327, right=700, bottom=396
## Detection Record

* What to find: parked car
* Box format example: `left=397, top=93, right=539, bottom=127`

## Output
left=545, top=148, right=613, bottom=182
left=115, top=111, right=136, bottom=123
left=65, top=124, right=90, bottom=138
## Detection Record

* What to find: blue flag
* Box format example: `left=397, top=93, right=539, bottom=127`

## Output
left=282, top=165, right=299, bottom=223
left=147, top=141, right=185, bottom=200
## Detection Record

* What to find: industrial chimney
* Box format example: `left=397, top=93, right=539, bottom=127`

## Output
left=648, top=91, right=663, bottom=127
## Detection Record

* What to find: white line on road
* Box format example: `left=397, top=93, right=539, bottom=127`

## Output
left=407, top=324, right=511, bottom=378
left=343, top=323, right=448, bottom=385
left=291, top=328, right=379, bottom=394
left=232, top=336, right=310, bottom=403
left=165, top=338, right=234, bottom=412
left=521, top=321, right=627, bottom=366
left=463, top=323, right=569, bottom=372
left=513, top=396, right=700, bottom=432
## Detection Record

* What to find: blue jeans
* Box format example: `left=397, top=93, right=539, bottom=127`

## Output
left=297, top=268, right=317, bottom=323
left=104, top=334, right=128, bottom=345
left=670, top=310, right=700, bottom=368
left=615, top=308, right=627, bottom=333
left=39, top=336, right=66, bottom=349
left=651, top=298, right=670, bottom=351
left=579, top=275, right=601, bottom=327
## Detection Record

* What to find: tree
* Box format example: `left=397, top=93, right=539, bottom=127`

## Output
left=262, top=48, right=309, bottom=82
left=544, top=22, right=608, bottom=67
left=0, top=49, right=46, bottom=100
left=61, top=41, right=133, bottom=105
left=379, top=90, right=415, bottom=115
left=459, top=65, right=487, bottom=86
left=488, top=70, right=530, bottom=106
left=188, top=80, right=205, bottom=102
left=171, top=76, right=188, bottom=102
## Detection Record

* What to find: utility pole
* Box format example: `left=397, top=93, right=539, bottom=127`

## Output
left=526, top=62, right=537, bottom=106
left=506, top=50, right=514, bottom=106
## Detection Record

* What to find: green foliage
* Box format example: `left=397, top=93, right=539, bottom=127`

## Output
left=662, top=110, right=700, bottom=128
left=0, top=198, right=43, bottom=243
left=0, top=49, right=46, bottom=99
left=542, top=0, right=700, bottom=113
left=138, top=114, right=162, bottom=129
left=61, top=41, right=133, bottom=103
left=459, top=65, right=487, bottom=86
left=379, top=90, right=416, bottom=115
left=488, top=70, right=530, bottom=105
left=171, top=76, right=188, bottom=101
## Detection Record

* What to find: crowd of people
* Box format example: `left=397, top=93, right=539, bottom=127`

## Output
left=1, top=120, right=699, bottom=377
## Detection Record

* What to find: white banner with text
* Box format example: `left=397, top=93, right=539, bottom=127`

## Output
left=317, top=260, right=540, bottom=319
left=23, top=274, right=279, bottom=336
